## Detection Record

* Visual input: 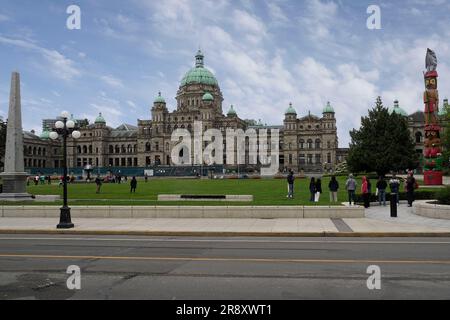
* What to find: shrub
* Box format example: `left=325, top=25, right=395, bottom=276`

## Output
left=435, top=186, right=450, bottom=205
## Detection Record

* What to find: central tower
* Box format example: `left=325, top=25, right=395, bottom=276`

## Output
left=176, top=50, right=223, bottom=114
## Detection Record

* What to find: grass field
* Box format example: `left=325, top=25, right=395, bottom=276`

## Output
left=0, top=176, right=426, bottom=206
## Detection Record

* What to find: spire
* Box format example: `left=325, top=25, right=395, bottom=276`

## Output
left=195, top=49, right=204, bottom=68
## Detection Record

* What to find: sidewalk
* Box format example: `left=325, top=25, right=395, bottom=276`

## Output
left=0, top=205, right=449, bottom=236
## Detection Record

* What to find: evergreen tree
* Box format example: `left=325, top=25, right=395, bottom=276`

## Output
left=441, top=104, right=450, bottom=170
left=347, top=97, right=418, bottom=176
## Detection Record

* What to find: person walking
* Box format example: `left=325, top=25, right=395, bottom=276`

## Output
left=405, top=171, right=418, bottom=207
left=95, top=175, right=102, bottom=194
left=286, top=170, right=295, bottom=199
left=389, top=174, right=400, bottom=205
left=328, top=176, right=339, bottom=203
left=376, top=176, right=387, bottom=206
left=130, top=176, right=137, bottom=193
left=361, top=176, right=370, bottom=208
left=144, top=173, right=148, bottom=183
left=309, top=177, right=316, bottom=202
left=345, top=174, right=357, bottom=206
left=366, top=178, right=372, bottom=208
left=315, top=178, right=322, bottom=202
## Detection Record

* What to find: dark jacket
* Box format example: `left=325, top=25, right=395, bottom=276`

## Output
left=406, top=177, right=416, bottom=192
left=287, top=173, right=295, bottom=185
left=315, top=181, right=322, bottom=193
left=130, top=179, right=137, bottom=188
left=309, top=181, right=316, bottom=193
left=376, top=179, right=387, bottom=190
left=328, top=179, right=339, bottom=192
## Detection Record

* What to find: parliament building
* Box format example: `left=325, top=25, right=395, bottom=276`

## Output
left=22, top=50, right=352, bottom=175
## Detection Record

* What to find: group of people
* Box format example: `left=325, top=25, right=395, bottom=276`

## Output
left=286, top=170, right=339, bottom=203
left=95, top=175, right=138, bottom=194
left=287, top=170, right=418, bottom=207
left=28, top=175, right=51, bottom=186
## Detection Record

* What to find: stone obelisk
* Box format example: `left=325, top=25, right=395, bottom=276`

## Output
left=0, top=72, right=32, bottom=200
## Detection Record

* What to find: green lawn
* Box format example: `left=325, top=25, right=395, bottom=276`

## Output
left=0, top=176, right=425, bottom=206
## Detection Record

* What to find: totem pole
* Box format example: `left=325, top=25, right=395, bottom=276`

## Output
left=423, top=48, right=443, bottom=185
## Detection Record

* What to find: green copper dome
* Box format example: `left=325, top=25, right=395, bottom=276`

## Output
left=40, top=127, right=50, bottom=139
left=180, top=50, right=218, bottom=87
left=202, top=92, right=214, bottom=101
left=390, top=100, right=408, bottom=117
left=285, top=103, right=297, bottom=115
left=95, top=112, right=106, bottom=124
left=154, top=92, right=166, bottom=104
left=323, top=101, right=334, bottom=113
left=227, top=105, right=237, bottom=116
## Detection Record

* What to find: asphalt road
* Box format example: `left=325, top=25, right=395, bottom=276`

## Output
left=0, top=234, right=449, bottom=300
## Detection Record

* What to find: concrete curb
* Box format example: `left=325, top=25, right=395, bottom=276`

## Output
left=1, top=229, right=450, bottom=237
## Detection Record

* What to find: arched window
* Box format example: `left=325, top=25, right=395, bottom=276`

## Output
left=83, top=145, right=87, bottom=154
left=127, top=144, right=132, bottom=153
left=133, top=145, right=137, bottom=153
left=109, top=145, right=114, bottom=154
left=307, top=139, right=313, bottom=149
left=115, top=145, right=120, bottom=154
left=33, top=147, right=37, bottom=155
left=43, top=148, right=46, bottom=156
left=89, top=145, right=93, bottom=154
left=315, top=139, right=321, bottom=149
left=299, top=139, right=305, bottom=149
left=415, top=132, right=423, bottom=143
left=77, top=146, right=81, bottom=154
left=121, top=145, right=126, bottom=153
left=145, top=142, right=151, bottom=152
left=38, top=147, right=41, bottom=156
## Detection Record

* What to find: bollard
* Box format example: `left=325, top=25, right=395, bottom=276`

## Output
left=390, top=193, right=397, bottom=217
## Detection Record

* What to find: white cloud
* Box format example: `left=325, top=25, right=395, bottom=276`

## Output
left=0, top=35, right=81, bottom=81
left=100, top=75, right=124, bottom=88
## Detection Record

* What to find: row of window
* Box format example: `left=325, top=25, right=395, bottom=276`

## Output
left=287, top=153, right=333, bottom=165
left=25, top=146, right=59, bottom=156
left=285, top=123, right=335, bottom=130
left=286, top=139, right=334, bottom=150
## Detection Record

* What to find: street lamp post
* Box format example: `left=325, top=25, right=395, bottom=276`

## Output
left=50, top=111, right=81, bottom=229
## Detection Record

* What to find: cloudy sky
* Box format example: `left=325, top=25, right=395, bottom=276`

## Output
left=0, top=0, right=450, bottom=147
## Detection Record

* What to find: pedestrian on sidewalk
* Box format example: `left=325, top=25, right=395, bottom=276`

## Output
left=389, top=174, right=400, bottom=205
left=286, top=170, right=295, bottom=199
left=376, top=176, right=387, bottom=206
left=361, top=176, right=370, bottom=208
left=345, top=174, right=357, bottom=206
left=315, top=178, right=322, bottom=202
left=130, top=176, right=137, bottom=193
left=405, top=171, right=418, bottom=207
left=366, top=178, right=372, bottom=208
left=328, top=176, right=339, bottom=203
left=309, top=177, right=316, bottom=202
left=95, top=175, right=102, bottom=194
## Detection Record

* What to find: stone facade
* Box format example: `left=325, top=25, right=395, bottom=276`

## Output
left=22, top=51, right=349, bottom=174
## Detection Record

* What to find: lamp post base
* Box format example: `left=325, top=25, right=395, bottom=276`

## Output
left=57, top=206, right=74, bottom=229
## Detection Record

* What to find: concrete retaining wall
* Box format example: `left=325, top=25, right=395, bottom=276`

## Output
left=413, top=201, right=450, bottom=220
left=0, top=205, right=364, bottom=219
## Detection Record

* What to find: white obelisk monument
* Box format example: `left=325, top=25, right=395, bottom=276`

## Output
left=0, top=72, right=32, bottom=200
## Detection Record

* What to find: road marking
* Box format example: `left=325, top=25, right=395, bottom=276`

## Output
left=0, top=237, right=449, bottom=245
left=1, top=254, right=450, bottom=265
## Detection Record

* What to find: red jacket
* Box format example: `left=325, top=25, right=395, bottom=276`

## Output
left=361, top=177, right=369, bottom=194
